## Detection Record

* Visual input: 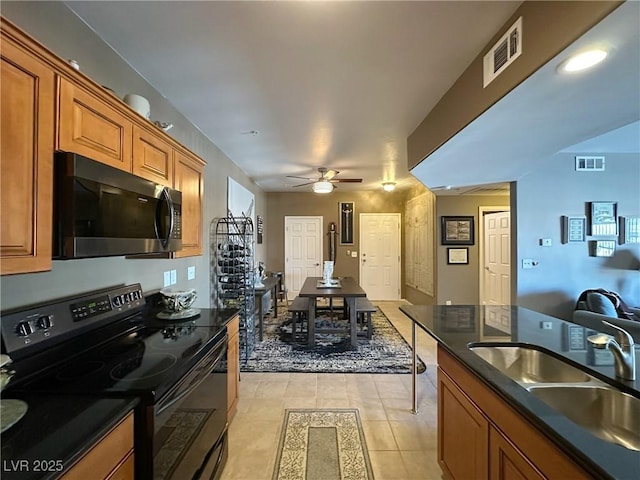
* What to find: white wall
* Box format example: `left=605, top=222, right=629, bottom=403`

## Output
left=515, top=152, right=640, bottom=320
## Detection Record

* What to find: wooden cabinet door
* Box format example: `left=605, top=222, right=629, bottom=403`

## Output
left=132, top=124, right=173, bottom=185
left=1, top=36, right=54, bottom=275
left=227, top=315, right=240, bottom=421
left=438, top=367, right=489, bottom=480
left=173, top=149, right=204, bottom=257
left=489, top=426, right=544, bottom=480
left=57, top=77, right=132, bottom=172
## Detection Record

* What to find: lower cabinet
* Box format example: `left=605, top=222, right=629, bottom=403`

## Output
left=227, top=315, right=240, bottom=422
left=437, top=346, right=590, bottom=480
left=61, top=412, right=134, bottom=480
left=438, top=369, right=488, bottom=480
left=489, top=426, right=544, bottom=480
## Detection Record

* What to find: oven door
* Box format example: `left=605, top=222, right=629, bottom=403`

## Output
left=151, top=335, right=228, bottom=480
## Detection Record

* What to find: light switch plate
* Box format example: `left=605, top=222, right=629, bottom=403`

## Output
left=187, top=266, right=196, bottom=280
left=163, top=271, right=171, bottom=287
left=351, top=251, right=358, bottom=258
left=170, top=270, right=177, bottom=285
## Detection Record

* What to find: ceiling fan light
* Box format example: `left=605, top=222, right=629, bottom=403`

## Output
left=382, top=182, right=396, bottom=192
left=312, top=180, right=333, bottom=193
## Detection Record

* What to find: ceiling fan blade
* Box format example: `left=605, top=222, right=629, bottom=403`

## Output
left=292, top=181, right=315, bottom=187
left=330, top=178, right=363, bottom=183
left=323, top=169, right=339, bottom=180
left=286, top=175, right=316, bottom=180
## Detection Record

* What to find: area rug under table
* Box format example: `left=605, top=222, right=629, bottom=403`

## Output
left=242, top=306, right=426, bottom=374
left=273, top=409, right=374, bottom=480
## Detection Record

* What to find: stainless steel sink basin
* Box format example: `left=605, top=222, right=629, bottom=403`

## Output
left=469, top=345, right=593, bottom=384
left=529, top=386, right=640, bottom=451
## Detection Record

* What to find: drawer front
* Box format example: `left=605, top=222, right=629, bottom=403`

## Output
left=62, top=412, right=134, bottom=480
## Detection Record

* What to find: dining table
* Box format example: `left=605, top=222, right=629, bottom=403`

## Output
left=298, top=276, right=367, bottom=347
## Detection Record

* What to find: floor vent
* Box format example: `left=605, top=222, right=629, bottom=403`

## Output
left=483, top=17, right=522, bottom=88
left=575, top=156, right=606, bottom=171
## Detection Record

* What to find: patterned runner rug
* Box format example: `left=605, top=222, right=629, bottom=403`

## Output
left=273, top=409, right=374, bottom=480
left=242, top=306, right=426, bottom=374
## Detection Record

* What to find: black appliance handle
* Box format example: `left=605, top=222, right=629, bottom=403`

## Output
left=192, top=425, right=228, bottom=480
left=156, top=336, right=227, bottom=415
left=155, top=186, right=174, bottom=248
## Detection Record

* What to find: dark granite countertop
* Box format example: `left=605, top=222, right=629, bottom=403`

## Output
left=0, top=395, right=137, bottom=480
left=400, top=304, right=640, bottom=480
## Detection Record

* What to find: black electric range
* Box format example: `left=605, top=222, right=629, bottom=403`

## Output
left=1, top=284, right=237, bottom=480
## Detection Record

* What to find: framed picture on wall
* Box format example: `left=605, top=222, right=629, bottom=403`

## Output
left=339, top=202, right=355, bottom=245
left=561, top=215, right=586, bottom=243
left=447, top=247, right=469, bottom=265
left=441, top=216, right=475, bottom=245
left=588, top=201, right=617, bottom=236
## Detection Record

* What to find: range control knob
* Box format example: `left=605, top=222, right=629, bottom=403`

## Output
left=16, top=321, right=34, bottom=337
left=37, top=315, right=54, bottom=330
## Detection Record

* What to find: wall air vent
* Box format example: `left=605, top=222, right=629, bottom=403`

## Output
left=483, top=17, right=523, bottom=88
left=575, top=156, right=605, bottom=171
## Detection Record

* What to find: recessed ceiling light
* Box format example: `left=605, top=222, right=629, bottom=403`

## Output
left=382, top=182, right=396, bottom=192
left=560, top=49, right=608, bottom=73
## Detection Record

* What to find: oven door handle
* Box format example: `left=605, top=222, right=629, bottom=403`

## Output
left=192, top=425, right=228, bottom=480
left=157, top=337, right=227, bottom=415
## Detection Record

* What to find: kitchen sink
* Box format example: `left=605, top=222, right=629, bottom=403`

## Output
left=528, top=386, right=640, bottom=451
left=469, top=345, right=593, bottom=384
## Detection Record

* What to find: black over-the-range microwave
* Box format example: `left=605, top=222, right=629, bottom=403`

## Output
left=54, top=152, right=182, bottom=259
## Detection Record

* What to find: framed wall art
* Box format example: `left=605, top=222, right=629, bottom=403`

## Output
left=588, top=201, right=617, bottom=236
left=619, top=216, right=640, bottom=244
left=561, top=215, right=586, bottom=244
left=441, top=216, right=475, bottom=245
left=447, top=247, right=469, bottom=265
left=339, top=201, right=355, bottom=245
left=589, top=240, right=616, bottom=257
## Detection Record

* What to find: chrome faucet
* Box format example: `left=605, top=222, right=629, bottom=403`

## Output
left=587, top=321, right=636, bottom=381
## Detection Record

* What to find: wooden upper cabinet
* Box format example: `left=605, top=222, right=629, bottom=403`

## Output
left=173, top=149, right=205, bottom=257
left=132, top=125, right=173, bottom=185
left=57, top=77, right=132, bottom=172
left=0, top=35, right=54, bottom=275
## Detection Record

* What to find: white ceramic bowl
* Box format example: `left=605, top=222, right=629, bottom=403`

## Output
left=159, top=288, right=197, bottom=313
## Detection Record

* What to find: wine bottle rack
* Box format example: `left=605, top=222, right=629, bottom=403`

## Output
left=212, top=217, right=255, bottom=362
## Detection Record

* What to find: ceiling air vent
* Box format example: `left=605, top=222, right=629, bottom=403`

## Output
left=575, top=156, right=605, bottom=171
left=483, top=17, right=523, bottom=88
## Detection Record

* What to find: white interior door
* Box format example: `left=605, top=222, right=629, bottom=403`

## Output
left=359, top=213, right=401, bottom=300
left=284, top=216, right=323, bottom=300
left=482, top=211, right=511, bottom=306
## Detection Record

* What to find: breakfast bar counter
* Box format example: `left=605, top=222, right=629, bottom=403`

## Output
left=400, top=304, right=639, bottom=480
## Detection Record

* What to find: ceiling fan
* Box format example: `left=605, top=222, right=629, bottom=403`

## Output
left=287, top=167, right=362, bottom=193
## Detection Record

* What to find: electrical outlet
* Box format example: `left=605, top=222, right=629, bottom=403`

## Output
left=346, top=250, right=351, bottom=256
left=163, top=271, right=171, bottom=287
left=170, top=270, right=177, bottom=285
left=540, top=238, right=552, bottom=247
left=540, top=321, right=553, bottom=330
left=445, top=300, right=452, bottom=305
left=187, top=266, right=196, bottom=280
left=522, top=259, right=534, bottom=269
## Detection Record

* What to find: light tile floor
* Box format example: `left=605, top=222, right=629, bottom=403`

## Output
left=220, top=300, right=443, bottom=480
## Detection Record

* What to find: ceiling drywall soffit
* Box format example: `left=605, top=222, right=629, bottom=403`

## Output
left=411, top=1, right=640, bottom=191
left=63, top=1, right=521, bottom=192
